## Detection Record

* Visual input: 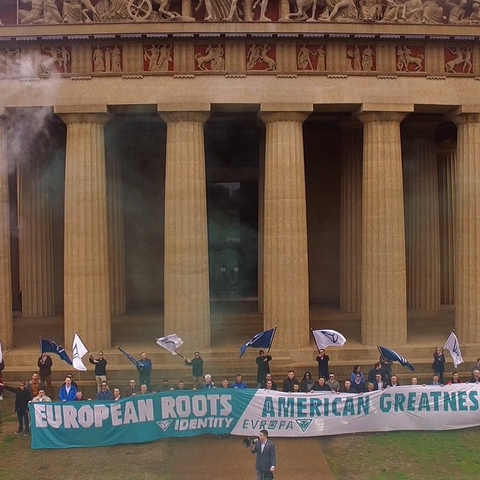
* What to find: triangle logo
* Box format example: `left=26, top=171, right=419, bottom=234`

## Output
left=295, top=419, right=313, bottom=432
left=157, top=420, right=173, bottom=432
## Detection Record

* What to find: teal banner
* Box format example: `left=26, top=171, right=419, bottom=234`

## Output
left=30, top=390, right=256, bottom=449
left=30, top=385, right=480, bottom=449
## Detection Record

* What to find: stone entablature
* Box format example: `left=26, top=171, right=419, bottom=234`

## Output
left=1, top=0, right=480, bottom=25
left=0, top=36, right=479, bottom=77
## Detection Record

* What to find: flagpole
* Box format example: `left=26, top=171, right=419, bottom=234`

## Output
left=266, top=326, right=277, bottom=356
left=39, top=336, right=42, bottom=354
left=310, top=329, right=321, bottom=354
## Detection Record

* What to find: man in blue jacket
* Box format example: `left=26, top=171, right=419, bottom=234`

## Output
left=59, top=376, right=78, bottom=401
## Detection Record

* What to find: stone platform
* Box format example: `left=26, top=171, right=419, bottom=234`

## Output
left=2, top=302, right=477, bottom=398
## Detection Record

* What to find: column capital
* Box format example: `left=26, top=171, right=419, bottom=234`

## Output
left=355, top=111, right=408, bottom=124
left=445, top=105, right=480, bottom=125
left=158, top=103, right=210, bottom=124
left=354, top=103, right=413, bottom=124
left=260, top=103, right=312, bottom=124
left=160, top=111, right=210, bottom=124
left=54, top=105, right=110, bottom=125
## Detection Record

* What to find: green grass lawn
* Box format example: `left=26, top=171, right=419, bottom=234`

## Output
left=2, top=395, right=480, bottom=479
left=322, top=428, right=480, bottom=480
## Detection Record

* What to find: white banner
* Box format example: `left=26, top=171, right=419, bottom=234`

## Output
left=231, top=384, right=480, bottom=437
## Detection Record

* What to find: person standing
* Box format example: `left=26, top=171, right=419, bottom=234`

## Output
left=89, top=350, right=108, bottom=392
left=37, top=353, right=53, bottom=399
left=31, top=389, right=52, bottom=402
left=315, top=349, right=329, bottom=380
left=26, top=372, right=44, bottom=399
left=59, top=376, right=78, bottom=402
left=256, top=350, right=272, bottom=388
left=185, top=351, right=204, bottom=389
left=137, top=352, right=152, bottom=392
left=432, top=347, right=446, bottom=384
left=0, top=381, right=32, bottom=435
left=251, top=429, right=276, bottom=480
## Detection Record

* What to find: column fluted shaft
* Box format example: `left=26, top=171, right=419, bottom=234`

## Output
left=58, top=111, right=111, bottom=351
left=18, top=136, right=55, bottom=316
left=0, top=116, right=13, bottom=349
left=451, top=113, right=480, bottom=341
left=357, top=111, right=408, bottom=346
left=339, top=121, right=363, bottom=313
left=437, top=151, right=456, bottom=305
left=106, top=132, right=126, bottom=316
left=260, top=111, right=310, bottom=350
left=160, top=111, right=210, bottom=349
left=402, top=122, right=441, bottom=310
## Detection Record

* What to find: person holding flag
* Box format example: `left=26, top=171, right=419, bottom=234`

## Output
left=89, top=351, right=108, bottom=392
left=137, top=352, right=152, bottom=392
left=185, top=352, right=204, bottom=389
left=256, top=350, right=272, bottom=388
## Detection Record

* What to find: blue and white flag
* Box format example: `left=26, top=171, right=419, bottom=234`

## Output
left=378, top=345, right=414, bottom=371
left=156, top=334, right=183, bottom=355
left=117, top=346, right=139, bottom=368
left=444, top=331, right=464, bottom=368
left=40, top=339, right=72, bottom=365
left=239, top=328, right=275, bottom=358
left=72, top=333, right=88, bottom=371
left=312, top=329, right=347, bottom=349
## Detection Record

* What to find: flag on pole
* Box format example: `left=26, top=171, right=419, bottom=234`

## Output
left=117, top=346, right=139, bottom=368
left=312, top=329, right=347, bottom=349
left=156, top=334, right=184, bottom=355
left=378, top=346, right=414, bottom=371
left=40, top=339, right=73, bottom=365
left=0, top=339, right=3, bottom=364
left=72, top=333, right=89, bottom=371
left=239, top=328, right=275, bottom=358
left=443, top=331, right=464, bottom=368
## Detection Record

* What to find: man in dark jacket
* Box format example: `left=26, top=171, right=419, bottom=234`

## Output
left=89, top=351, right=108, bottom=392
left=251, top=429, right=276, bottom=479
left=0, top=381, right=32, bottom=435
left=37, top=353, right=53, bottom=399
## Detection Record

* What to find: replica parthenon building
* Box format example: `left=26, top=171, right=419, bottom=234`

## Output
left=0, top=0, right=479, bottom=361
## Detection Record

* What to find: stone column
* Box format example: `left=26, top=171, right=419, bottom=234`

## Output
left=106, top=125, right=126, bottom=317
left=0, top=111, right=13, bottom=350
left=339, top=121, right=362, bottom=313
left=449, top=108, right=480, bottom=342
left=356, top=105, right=412, bottom=346
left=260, top=104, right=312, bottom=350
left=17, top=126, right=55, bottom=316
left=437, top=147, right=456, bottom=305
left=402, top=121, right=441, bottom=310
left=55, top=105, right=111, bottom=351
left=159, top=104, right=211, bottom=349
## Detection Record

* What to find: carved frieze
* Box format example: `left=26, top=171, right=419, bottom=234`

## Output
left=143, top=44, right=174, bottom=72
left=0, top=37, right=478, bottom=78
left=444, top=46, right=473, bottom=73
left=194, top=44, right=225, bottom=71
left=92, top=45, right=123, bottom=73
left=346, top=44, right=376, bottom=71
left=246, top=44, right=276, bottom=71
left=2, top=0, right=480, bottom=25
left=296, top=44, right=326, bottom=71
left=396, top=45, right=425, bottom=72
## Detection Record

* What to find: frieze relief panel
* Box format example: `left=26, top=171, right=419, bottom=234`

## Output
left=0, top=38, right=478, bottom=77
left=2, top=0, right=480, bottom=25
left=194, top=44, right=225, bottom=71
left=143, top=44, right=174, bottom=72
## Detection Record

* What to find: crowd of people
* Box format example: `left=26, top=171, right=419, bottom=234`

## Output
left=1, top=346, right=480, bottom=435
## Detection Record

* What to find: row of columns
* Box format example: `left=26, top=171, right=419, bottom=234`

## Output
left=1, top=104, right=480, bottom=352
